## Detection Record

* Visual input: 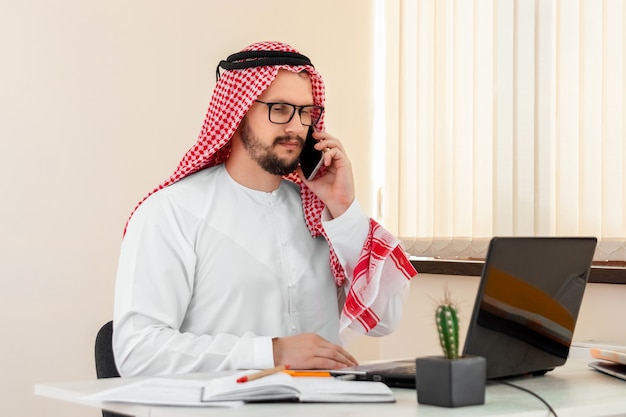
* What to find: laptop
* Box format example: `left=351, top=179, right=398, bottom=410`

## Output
left=331, top=236, right=598, bottom=388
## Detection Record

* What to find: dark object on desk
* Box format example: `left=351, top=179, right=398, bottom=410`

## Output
left=330, top=360, right=417, bottom=388
left=588, top=361, right=626, bottom=381
left=415, top=355, right=486, bottom=407
left=331, top=237, right=597, bottom=386
left=95, top=320, right=131, bottom=417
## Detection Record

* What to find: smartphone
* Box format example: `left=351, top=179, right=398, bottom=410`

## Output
left=299, top=126, right=324, bottom=181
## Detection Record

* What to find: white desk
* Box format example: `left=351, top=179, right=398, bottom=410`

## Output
left=35, top=359, right=626, bottom=417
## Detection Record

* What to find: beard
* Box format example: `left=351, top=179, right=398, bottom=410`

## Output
left=239, top=118, right=304, bottom=176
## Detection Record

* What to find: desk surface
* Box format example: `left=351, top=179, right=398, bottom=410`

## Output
left=36, top=359, right=626, bottom=417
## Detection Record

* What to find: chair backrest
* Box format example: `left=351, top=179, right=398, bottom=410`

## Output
left=95, top=320, right=120, bottom=379
left=95, top=321, right=127, bottom=417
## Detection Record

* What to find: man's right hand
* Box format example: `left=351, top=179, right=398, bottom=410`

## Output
left=272, top=333, right=358, bottom=369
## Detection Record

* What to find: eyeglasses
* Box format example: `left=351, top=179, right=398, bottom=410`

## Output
left=255, top=100, right=324, bottom=127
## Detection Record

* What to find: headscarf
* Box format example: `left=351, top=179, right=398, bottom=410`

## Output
left=125, top=41, right=416, bottom=334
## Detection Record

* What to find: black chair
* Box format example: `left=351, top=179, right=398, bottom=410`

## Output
left=95, top=321, right=132, bottom=417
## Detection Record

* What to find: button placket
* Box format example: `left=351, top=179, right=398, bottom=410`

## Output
left=268, top=189, right=298, bottom=334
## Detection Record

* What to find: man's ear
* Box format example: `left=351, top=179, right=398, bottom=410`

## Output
left=230, top=116, right=247, bottom=144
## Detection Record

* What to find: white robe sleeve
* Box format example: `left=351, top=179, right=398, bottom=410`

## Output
left=321, top=200, right=411, bottom=337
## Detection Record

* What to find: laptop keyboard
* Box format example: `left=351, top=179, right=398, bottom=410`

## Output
left=350, top=360, right=415, bottom=373
left=384, top=364, right=416, bottom=375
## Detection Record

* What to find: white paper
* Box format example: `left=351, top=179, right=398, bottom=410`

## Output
left=83, top=376, right=243, bottom=407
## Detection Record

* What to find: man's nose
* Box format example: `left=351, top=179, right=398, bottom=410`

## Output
left=284, top=111, right=306, bottom=134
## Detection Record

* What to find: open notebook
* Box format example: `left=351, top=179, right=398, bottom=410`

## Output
left=331, top=237, right=598, bottom=388
left=83, top=370, right=394, bottom=406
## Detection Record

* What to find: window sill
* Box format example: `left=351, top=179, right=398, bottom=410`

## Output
left=410, top=258, right=626, bottom=285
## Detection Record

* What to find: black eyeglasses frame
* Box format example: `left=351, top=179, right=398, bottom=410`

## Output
left=254, top=100, right=324, bottom=127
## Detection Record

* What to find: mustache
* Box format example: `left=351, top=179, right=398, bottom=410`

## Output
left=273, top=135, right=305, bottom=147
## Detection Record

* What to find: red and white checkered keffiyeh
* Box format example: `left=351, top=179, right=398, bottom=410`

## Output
left=125, top=41, right=416, bottom=334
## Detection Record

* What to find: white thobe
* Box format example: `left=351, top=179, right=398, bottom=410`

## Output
left=113, top=165, right=404, bottom=377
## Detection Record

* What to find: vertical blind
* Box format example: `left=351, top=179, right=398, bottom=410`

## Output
left=375, top=0, right=626, bottom=262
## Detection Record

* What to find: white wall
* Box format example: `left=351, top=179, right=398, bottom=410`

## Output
left=2, top=2, right=625, bottom=417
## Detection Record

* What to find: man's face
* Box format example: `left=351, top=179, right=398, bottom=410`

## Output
left=238, top=70, right=314, bottom=176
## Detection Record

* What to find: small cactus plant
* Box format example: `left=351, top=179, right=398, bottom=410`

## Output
left=417, top=291, right=486, bottom=407
left=436, top=292, right=460, bottom=360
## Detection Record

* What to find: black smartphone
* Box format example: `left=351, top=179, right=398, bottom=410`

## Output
left=299, top=126, right=324, bottom=181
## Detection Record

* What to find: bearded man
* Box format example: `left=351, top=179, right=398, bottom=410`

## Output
left=113, top=41, right=417, bottom=377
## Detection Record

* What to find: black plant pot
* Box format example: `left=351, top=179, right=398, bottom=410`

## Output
left=415, top=355, right=486, bottom=407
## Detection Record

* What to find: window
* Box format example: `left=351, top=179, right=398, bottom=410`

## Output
left=374, top=0, right=626, bottom=264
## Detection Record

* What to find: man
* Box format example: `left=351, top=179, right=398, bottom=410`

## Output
left=113, top=41, right=417, bottom=377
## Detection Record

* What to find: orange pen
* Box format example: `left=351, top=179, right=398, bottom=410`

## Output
left=282, top=370, right=332, bottom=377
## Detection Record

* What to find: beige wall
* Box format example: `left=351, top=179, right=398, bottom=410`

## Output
left=1, top=2, right=375, bottom=416
left=2, top=2, right=625, bottom=416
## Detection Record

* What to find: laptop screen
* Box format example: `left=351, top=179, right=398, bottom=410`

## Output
left=463, top=237, right=597, bottom=379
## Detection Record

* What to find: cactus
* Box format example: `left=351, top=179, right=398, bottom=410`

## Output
left=436, top=294, right=460, bottom=360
